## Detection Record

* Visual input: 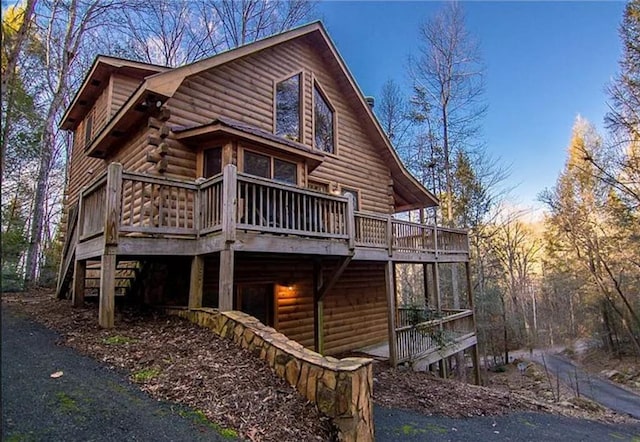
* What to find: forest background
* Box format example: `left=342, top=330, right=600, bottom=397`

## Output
left=2, top=0, right=638, bottom=363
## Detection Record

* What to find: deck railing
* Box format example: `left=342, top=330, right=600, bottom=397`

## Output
left=79, top=174, right=107, bottom=240
left=118, top=172, right=198, bottom=236
left=75, top=163, right=468, bottom=255
left=236, top=173, right=349, bottom=238
left=395, top=308, right=474, bottom=364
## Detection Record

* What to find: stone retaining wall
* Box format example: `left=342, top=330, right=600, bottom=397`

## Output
left=164, top=307, right=374, bottom=441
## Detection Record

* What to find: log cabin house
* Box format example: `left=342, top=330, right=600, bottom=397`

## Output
left=57, top=21, right=478, bottom=375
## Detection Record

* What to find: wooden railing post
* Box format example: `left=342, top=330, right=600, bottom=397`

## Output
left=104, top=163, right=123, bottom=247
left=221, top=164, right=237, bottom=244
left=194, top=179, right=202, bottom=238
left=386, top=216, right=393, bottom=256
left=77, top=189, right=86, bottom=239
left=346, top=194, right=355, bottom=250
left=99, top=162, right=122, bottom=329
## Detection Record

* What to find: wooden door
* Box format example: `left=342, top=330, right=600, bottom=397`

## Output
left=236, top=283, right=275, bottom=326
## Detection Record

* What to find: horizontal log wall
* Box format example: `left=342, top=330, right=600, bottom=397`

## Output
left=111, top=74, right=141, bottom=117
left=167, top=36, right=393, bottom=213
left=201, top=254, right=388, bottom=355
left=323, top=262, right=388, bottom=355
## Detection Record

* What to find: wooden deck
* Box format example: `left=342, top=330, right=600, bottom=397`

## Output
left=72, top=163, right=469, bottom=263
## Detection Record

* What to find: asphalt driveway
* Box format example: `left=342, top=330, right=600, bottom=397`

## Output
left=530, top=351, right=640, bottom=420
left=1, top=305, right=235, bottom=441
left=374, top=406, right=640, bottom=441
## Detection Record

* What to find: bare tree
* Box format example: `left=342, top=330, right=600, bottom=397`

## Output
left=24, top=0, right=122, bottom=286
left=120, top=0, right=317, bottom=67
left=209, top=0, right=316, bottom=48
left=1, top=0, right=38, bottom=178
left=409, top=1, right=486, bottom=225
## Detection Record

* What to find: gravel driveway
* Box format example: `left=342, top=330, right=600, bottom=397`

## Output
left=1, top=306, right=235, bottom=441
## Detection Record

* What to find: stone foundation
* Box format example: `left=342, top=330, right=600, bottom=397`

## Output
left=164, top=307, right=374, bottom=441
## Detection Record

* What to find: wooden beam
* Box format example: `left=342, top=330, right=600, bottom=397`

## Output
left=221, top=164, right=237, bottom=243
left=316, top=255, right=352, bottom=302
left=72, top=259, right=86, bottom=308
left=385, top=260, right=398, bottom=367
left=466, top=261, right=481, bottom=385
left=188, top=256, right=204, bottom=309
left=346, top=195, right=355, bottom=251
left=313, top=259, right=324, bottom=354
left=218, top=248, right=234, bottom=311
left=104, top=163, right=122, bottom=247
left=99, top=250, right=116, bottom=328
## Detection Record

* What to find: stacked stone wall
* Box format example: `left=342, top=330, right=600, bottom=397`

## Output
left=164, top=307, right=374, bottom=442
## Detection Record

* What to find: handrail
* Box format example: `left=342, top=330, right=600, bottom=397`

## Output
left=395, top=309, right=473, bottom=333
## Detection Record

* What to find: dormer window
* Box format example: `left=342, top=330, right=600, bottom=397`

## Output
left=313, top=83, right=334, bottom=153
left=275, top=74, right=301, bottom=141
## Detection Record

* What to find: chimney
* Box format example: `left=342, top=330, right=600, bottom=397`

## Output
left=365, top=96, right=375, bottom=108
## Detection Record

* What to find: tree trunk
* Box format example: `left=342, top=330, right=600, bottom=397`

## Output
left=1, top=0, right=38, bottom=178
left=24, top=124, right=54, bottom=285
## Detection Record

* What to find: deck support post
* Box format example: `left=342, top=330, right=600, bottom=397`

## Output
left=218, top=248, right=234, bottom=311
left=385, top=260, right=398, bottom=367
left=99, top=163, right=122, bottom=328
left=188, top=255, right=204, bottom=309
left=99, top=251, right=116, bottom=328
left=465, top=261, right=481, bottom=385
left=432, top=262, right=446, bottom=376
left=72, top=259, right=86, bottom=307
left=313, top=260, right=324, bottom=354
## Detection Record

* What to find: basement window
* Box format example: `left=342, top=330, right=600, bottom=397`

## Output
left=275, top=74, right=301, bottom=142
left=314, top=83, right=334, bottom=154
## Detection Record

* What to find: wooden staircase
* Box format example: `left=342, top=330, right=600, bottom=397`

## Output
left=82, top=260, right=143, bottom=298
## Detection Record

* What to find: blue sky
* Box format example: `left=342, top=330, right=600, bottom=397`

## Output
left=316, top=1, right=626, bottom=214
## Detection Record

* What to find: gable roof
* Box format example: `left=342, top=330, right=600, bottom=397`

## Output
left=61, top=56, right=169, bottom=130
left=63, top=21, right=438, bottom=211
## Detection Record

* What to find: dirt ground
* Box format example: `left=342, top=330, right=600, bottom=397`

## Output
left=3, top=289, right=635, bottom=442
left=2, top=290, right=335, bottom=442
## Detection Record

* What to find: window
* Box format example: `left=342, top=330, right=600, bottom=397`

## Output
left=342, top=187, right=360, bottom=210
left=84, top=112, right=93, bottom=148
left=308, top=180, right=329, bottom=194
left=244, top=151, right=270, bottom=178
left=203, top=147, right=222, bottom=178
left=243, top=150, right=297, bottom=185
left=275, top=74, right=301, bottom=141
left=273, top=158, right=296, bottom=184
left=314, top=84, right=334, bottom=153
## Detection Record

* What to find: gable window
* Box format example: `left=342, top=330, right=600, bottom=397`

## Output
left=244, top=150, right=297, bottom=185
left=275, top=74, right=301, bottom=141
left=84, top=112, right=93, bottom=148
left=314, top=84, right=334, bottom=153
left=203, top=147, right=222, bottom=178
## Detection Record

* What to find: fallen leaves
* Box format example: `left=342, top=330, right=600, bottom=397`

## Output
left=4, top=291, right=336, bottom=442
